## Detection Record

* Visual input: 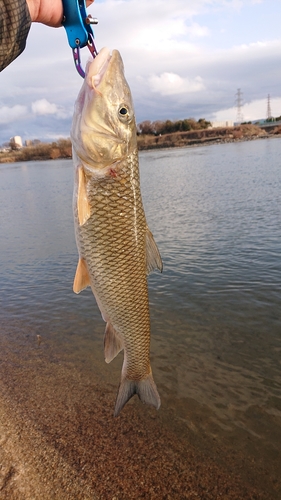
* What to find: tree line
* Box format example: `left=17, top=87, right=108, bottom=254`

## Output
left=265, top=115, right=281, bottom=123
left=137, top=118, right=211, bottom=135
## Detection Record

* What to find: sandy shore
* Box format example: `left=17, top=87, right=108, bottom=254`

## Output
left=0, top=325, right=278, bottom=500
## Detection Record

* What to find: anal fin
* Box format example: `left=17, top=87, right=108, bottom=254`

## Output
left=73, top=258, right=91, bottom=293
left=104, top=323, right=124, bottom=363
left=146, top=227, right=163, bottom=274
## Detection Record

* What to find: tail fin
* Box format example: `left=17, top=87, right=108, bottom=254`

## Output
left=114, top=372, right=161, bottom=417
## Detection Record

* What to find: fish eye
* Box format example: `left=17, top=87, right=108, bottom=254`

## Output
left=119, top=107, right=128, bottom=115
left=118, top=104, right=131, bottom=122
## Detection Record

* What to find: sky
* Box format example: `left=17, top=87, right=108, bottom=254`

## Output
left=1, top=0, right=281, bottom=145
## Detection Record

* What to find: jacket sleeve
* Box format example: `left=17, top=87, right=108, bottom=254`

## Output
left=0, top=0, right=31, bottom=72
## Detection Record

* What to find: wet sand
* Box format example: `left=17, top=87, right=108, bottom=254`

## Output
left=0, top=325, right=278, bottom=500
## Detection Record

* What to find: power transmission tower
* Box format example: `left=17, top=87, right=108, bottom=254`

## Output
left=235, top=88, right=243, bottom=123
left=266, top=94, right=272, bottom=120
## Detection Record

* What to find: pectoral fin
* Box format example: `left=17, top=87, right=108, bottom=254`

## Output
left=146, top=227, right=163, bottom=274
left=73, top=258, right=91, bottom=293
left=77, top=166, right=91, bottom=226
left=104, top=323, right=124, bottom=363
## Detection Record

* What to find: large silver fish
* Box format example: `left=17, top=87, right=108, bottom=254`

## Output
left=71, top=48, right=162, bottom=416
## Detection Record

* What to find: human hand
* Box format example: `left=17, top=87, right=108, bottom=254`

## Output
left=26, top=0, right=95, bottom=27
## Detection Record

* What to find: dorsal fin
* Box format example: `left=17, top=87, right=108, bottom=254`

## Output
left=73, top=258, right=91, bottom=293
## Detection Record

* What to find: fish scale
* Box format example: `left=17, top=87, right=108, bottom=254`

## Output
left=77, top=152, right=151, bottom=380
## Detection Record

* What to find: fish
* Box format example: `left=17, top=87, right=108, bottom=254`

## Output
left=71, top=47, right=163, bottom=417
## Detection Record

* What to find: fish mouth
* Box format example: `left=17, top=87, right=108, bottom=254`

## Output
left=86, top=47, right=117, bottom=90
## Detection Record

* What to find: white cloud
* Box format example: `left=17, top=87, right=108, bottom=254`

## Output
left=186, top=23, right=209, bottom=38
left=94, top=0, right=210, bottom=53
left=31, top=99, right=59, bottom=116
left=149, top=73, right=204, bottom=95
left=31, top=99, right=72, bottom=119
left=0, top=105, right=28, bottom=124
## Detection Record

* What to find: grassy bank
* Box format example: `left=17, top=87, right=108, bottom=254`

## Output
left=137, top=123, right=269, bottom=149
left=0, top=139, right=72, bottom=164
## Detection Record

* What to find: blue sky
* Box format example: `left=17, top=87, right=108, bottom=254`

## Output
left=1, top=0, right=281, bottom=144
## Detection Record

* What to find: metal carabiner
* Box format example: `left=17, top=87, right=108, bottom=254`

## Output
left=62, top=0, right=98, bottom=78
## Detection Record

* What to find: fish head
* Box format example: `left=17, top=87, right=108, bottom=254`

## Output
left=71, top=48, right=137, bottom=170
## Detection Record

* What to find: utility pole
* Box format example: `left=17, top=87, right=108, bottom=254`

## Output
left=235, top=88, right=243, bottom=124
left=266, top=94, right=272, bottom=120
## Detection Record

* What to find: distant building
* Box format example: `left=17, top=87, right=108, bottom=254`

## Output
left=10, top=136, right=23, bottom=149
left=210, top=121, right=234, bottom=128
left=25, top=139, right=41, bottom=147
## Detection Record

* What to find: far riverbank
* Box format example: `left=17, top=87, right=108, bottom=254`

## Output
left=1, top=124, right=281, bottom=164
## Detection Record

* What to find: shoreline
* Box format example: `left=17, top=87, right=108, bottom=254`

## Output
left=1, top=126, right=280, bottom=164
left=138, top=128, right=278, bottom=152
left=0, top=324, right=278, bottom=499
left=137, top=126, right=269, bottom=151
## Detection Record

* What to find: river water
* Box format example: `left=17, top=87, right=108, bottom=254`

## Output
left=0, top=138, right=281, bottom=493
